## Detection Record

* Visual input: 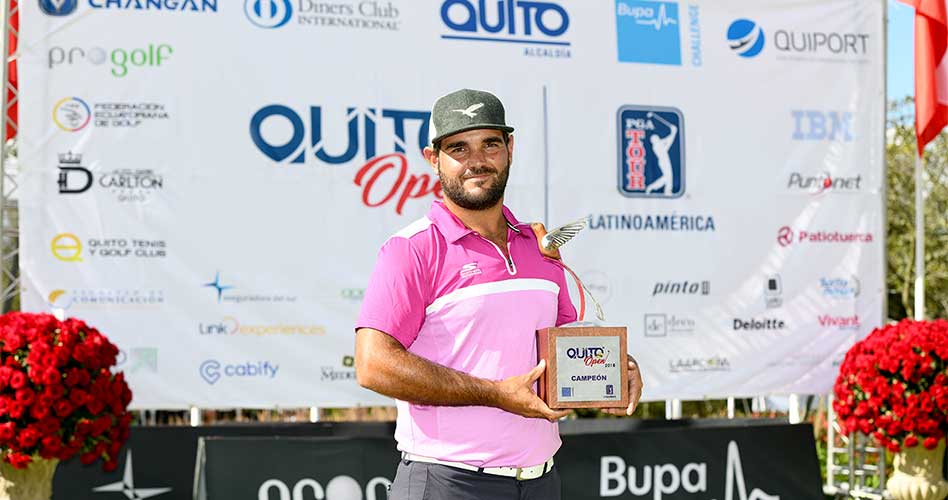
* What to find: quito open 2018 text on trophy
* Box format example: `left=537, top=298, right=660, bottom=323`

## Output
left=530, top=219, right=630, bottom=410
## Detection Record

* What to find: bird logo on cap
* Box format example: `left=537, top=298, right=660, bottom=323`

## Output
left=452, top=103, right=484, bottom=118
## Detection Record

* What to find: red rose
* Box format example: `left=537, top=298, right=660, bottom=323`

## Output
left=29, top=403, right=50, bottom=421
left=5, top=452, right=32, bottom=469
left=8, top=371, right=26, bottom=389
left=36, top=417, right=59, bottom=436
left=79, top=451, right=98, bottom=465
left=39, top=435, right=62, bottom=458
left=904, top=435, right=919, bottom=447
left=69, top=389, right=89, bottom=407
left=7, top=401, right=25, bottom=419
left=924, top=437, right=940, bottom=450
left=103, top=458, right=119, bottom=473
left=53, top=400, right=72, bottom=418
left=17, top=427, right=40, bottom=448
left=15, top=388, right=35, bottom=405
left=0, top=422, right=15, bottom=442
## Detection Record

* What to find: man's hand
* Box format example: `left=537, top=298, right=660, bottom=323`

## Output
left=357, top=328, right=571, bottom=421
left=603, top=355, right=643, bottom=416
left=493, top=360, right=572, bottom=422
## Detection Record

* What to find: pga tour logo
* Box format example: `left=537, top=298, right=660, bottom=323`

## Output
left=617, top=105, right=685, bottom=198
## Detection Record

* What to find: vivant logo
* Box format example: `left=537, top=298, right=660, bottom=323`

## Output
left=600, top=441, right=779, bottom=499
left=39, top=0, right=78, bottom=16
left=245, top=0, right=293, bottom=28
left=250, top=104, right=440, bottom=214
left=818, top=314, right=861, bottom=330
left=440, top=0, right=571, bottom=48
left=615, top=1, right=680, bottom=65
left=727, top=19, right=765, bottom=58
left=617, top=105, right=685, bottom=198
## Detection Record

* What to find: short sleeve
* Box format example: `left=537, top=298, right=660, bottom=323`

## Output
left=554, top=266, right=578, bottom=326
left=355, top=237, right=428, bottom=348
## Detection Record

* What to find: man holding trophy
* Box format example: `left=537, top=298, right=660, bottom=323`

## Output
left=355, top=88, right=643, bottom=499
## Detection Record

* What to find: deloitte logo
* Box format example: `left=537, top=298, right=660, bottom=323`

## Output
left=245, top=0, right=292, bottom=29
left=727, top=19, right=764, bottom=58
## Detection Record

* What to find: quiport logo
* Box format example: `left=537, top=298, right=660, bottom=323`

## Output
left=727, top=19, right=765, bottom=58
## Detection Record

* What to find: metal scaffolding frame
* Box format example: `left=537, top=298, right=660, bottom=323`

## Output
left=824, top=395, right=889, bottom=499
left=0, top=0, right=17, bottom=314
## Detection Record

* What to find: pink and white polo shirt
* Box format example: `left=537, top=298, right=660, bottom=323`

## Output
left=357, top=200, right=576, bottom=468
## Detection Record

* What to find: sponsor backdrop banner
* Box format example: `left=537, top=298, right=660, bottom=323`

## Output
left=20, top=0, right=884, bottom=407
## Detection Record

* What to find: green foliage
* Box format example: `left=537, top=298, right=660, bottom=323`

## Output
left=886, top=97, right=948, bottom=320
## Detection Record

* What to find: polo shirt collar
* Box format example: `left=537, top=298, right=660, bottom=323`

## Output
left=428, top=200, right=524, bottom=244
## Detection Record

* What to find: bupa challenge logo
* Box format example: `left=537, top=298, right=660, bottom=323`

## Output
left=617, top=105, right=684, bottom=198
left=39, top=0, right=78, bottom=16
left=727, top=18, right=765, bottom=58
left=615, top=1, right=678, bottom=64
left=245, top=0, right=292, bottom=29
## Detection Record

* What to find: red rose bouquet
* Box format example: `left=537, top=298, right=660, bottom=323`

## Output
left=833, top=319, right=948, bottom=452
left=0, top=312, right=132, bottom=471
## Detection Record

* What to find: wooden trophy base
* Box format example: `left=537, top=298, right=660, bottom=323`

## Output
left=537, top=326, right=629, bottom=410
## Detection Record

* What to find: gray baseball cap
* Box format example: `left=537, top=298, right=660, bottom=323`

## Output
left=429, top=88, right=514, bottom=146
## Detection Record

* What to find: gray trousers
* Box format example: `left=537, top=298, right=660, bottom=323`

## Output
left=388, top=459, right=561, bottom=500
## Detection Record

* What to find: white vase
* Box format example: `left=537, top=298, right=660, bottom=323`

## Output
left=0, top=458, right=58, bottom=500
left=887, top=438, right=948, bottom=500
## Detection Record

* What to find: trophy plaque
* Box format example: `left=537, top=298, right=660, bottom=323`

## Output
left=536, top=326, right=628, bottom=409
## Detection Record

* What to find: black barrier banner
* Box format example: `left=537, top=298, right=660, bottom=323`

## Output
left=196, top=437, right=399, bottom=500
left=52, top=421, right=822, bottom=500
left=557, top=424, right=823, bottom=500
left=51, top=422, right=394, bottom=500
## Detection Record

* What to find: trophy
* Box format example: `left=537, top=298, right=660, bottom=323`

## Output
left=532, top=219, right=629, bottom=410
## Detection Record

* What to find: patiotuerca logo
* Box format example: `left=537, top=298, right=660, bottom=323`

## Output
left=250, top=104, right=440, bottom=214
left=440, top=0, right=571, bottom=58
left=616, top=105, right=684, bottom=198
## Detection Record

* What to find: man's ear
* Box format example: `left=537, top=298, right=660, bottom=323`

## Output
left=422, top=146, right=439, bottom=173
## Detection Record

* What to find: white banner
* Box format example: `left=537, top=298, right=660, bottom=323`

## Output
left=19, top=0, right=884, bottom=407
